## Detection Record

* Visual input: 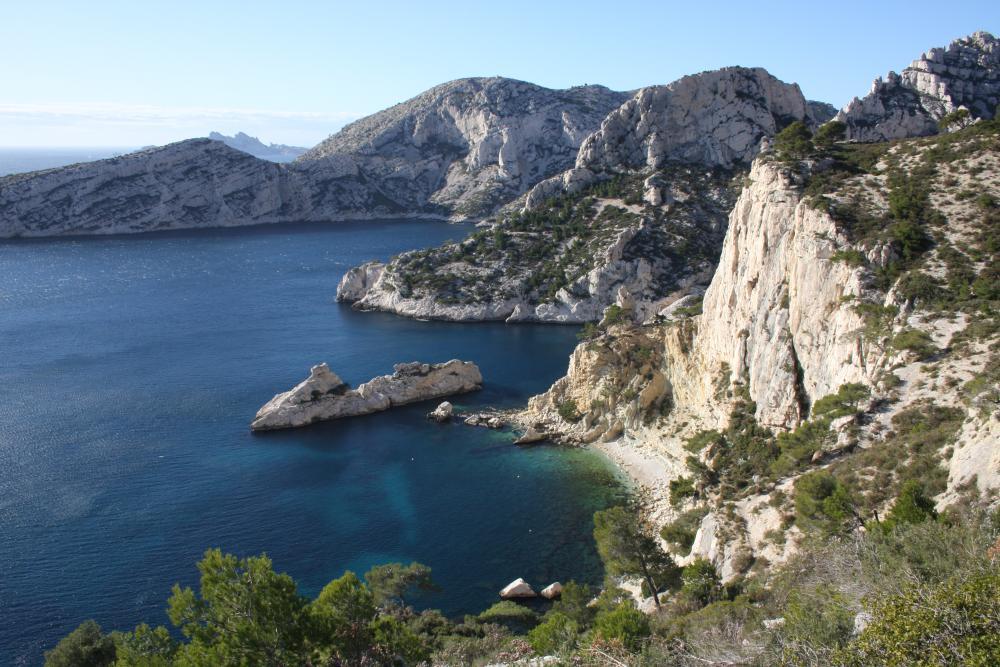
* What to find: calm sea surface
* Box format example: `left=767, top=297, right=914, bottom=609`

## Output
left=0, top=221, right=625, bottom=665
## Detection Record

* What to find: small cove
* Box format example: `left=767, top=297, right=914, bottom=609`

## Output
left=0, top=221, right=626, bottom=665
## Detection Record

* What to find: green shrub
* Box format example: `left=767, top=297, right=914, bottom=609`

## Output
left=838, top=568, right=1000, bottom=666
left=881, top=480, right=937, bottom=530
left=774, top=121, right=814, bottom=161
left=661, top=506, right=710, bottom=554
left=891, top=328, right=939, bottom=360
left=794, top=471, right=857, bottom=534
left=477, top=601, right=538, bottom=634
left=813, top=121, right=847, bottom=150
left=592, top=604, right=650, bottom=651
left=526, top=612, right=578, bottom=654
left=830, top=249, right=866, bottom=266
left=668, top=476, right=697, bottom=507
left=44, top=621, right=116, bottom=667
left=557, top=399, right=582, bottom=423
left=681, top=558, right=723, bottom=607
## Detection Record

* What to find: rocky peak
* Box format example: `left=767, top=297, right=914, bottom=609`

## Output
left=295, top=77, right=629, bottom=217
left=523, top=67, right=829, bottom=209
left=836, top=30, right=999, bottom=141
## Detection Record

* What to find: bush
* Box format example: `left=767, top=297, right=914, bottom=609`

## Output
left=838, top=568, right=1000, bottom=666
left=794, top=471, right=857, bottom=534
left=669, top=476, right=697, bottom=507
left=891, top=328, right=939, bottom=360
left=813, top=121, right=847, bottom=150
left=681, top=558, right=723, bottom=607
left=881, top=480, right=937, bottom=530
left=44, top=620, right=116, bottom=667
left=661, top=506, right=710, bottom=554
left=774, top=121, right=814, bottom=161
left=526, top=612, right=579, bottom=654
left=557, top=399, right=582, bottom=423
left=780, top=584, right=856, bottom=661
left=592, top=604, right=650, bottom=651
left=477, top=601, right=539, bottom=634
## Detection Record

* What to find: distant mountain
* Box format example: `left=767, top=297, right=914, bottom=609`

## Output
left=207, top=131, right=307, bottom=162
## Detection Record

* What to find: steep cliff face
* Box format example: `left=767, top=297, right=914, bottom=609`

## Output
left=836, top=31, right=999, bottom=142
left=297, top=78, right=629, bottom=218
left=525, top=158, right=880, bottom=436
left=0, top=139, right=298, bottom=237
left=524, top=118, right=1000, bottom=580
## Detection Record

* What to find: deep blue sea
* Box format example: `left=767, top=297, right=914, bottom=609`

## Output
left=0, top=221, right=625, bottom=665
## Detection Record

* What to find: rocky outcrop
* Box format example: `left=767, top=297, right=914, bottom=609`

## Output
left=208, top=131, right=307, bottom=162
left=499, top=578, right=536, bottom=599
left=523, top=67, right=833, bottom=208
left=427, top=401, right=454, bottom=422
left=251, top=360, right=482, bottom=431
left=338, top=164, right=738, bottom=323
left=525, top=157, right=880, bottom=442
left=540, top=582, right=563, bottom=599
left=299, top=78, right=629, bottom=219
left=836, top=31, right=999, bottom=142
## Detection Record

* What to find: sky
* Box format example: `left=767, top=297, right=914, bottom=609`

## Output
left=0, top=1, right=996, bottom=148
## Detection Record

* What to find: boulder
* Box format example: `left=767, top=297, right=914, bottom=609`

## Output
left=428, top=401, right=454, bottom=423
left=540, top=582, right=563, bottom=599
left=499, top=578, right=536, bottom=599
left=487, top=417, right=504, bottom=429
left=251, top=360, right=482, bottom=431
left=514, top=426, right=547, bottom=445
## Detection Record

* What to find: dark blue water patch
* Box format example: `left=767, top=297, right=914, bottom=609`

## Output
left=0, top=220, right=625, bottom=665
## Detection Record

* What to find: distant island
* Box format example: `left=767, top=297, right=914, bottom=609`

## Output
left=207, top=130, right=307, bottom=162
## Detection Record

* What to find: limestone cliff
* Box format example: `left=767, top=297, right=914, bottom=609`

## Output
left=523, top=118, right=1000, bottom=581
left=523, top=67, right=834, bottom=209
left=338, top=67, right=828, bottom=323
left=836, top=31, right=999, bottom=142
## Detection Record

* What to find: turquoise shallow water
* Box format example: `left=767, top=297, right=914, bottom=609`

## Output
left=0, top=221, right=625, bottom=665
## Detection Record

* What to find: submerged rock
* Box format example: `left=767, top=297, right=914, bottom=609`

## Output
left=251, top=360, right=482, bottom=431
left=499, top=578, right=536, bottom=599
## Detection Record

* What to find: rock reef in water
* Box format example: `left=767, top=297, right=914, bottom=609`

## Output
left=251, top=360, right=482, bottom=431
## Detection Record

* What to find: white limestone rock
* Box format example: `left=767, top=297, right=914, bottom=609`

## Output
left=428, top=401, right=454, bottom=423
left=251, top=360, right=482, bottom=431
left=540, top=582, right=563, bottom=599
left=499, top=578, right=536, bottom=599
left=836, top=31, right=999, bottom=142
left=337, top=262, right=386, bottom=303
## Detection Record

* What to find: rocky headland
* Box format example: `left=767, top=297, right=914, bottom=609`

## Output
left=251, top=360, right=482, bottom=431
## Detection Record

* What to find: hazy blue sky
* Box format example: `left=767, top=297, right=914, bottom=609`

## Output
left=1, top=1, right=996, bottom=147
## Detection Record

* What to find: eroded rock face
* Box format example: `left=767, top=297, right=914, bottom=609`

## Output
left=836, top=31, right=999, bottom=142
left=523, top=67, right=833, bottom=208
left=0, top=139, right=297, bottom=237
left=298, top=77, right=628, bottom=219
left=250, top=360, right=482, bottom=431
